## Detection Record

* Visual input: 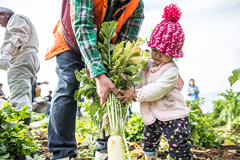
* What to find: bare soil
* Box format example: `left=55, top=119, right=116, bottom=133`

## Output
left=15, top=131, right=240, bottom=160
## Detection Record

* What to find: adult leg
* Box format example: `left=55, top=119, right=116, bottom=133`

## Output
left=48, top=50, right=84, bottom=160
left=7, top=52, right=40, bottom=125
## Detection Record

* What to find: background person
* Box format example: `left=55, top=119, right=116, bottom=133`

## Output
left=31, top=76, right=49, bottom=102
left=0, top=83, right=7, bottom=100
left=45, top=0, right=144, bottom=159
left=45, top=90, right=52, bottom=102
left=187, top=79, right=200, bottom=102
left=45, top=90, right=52, bottom=117
left=0, top=7, right=40, bottom=125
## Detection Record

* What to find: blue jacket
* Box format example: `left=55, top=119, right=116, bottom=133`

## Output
left=187, top=85, right=199, bottom=102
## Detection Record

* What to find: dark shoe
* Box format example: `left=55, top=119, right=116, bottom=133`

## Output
left=23, top=117, right=31, bottom=126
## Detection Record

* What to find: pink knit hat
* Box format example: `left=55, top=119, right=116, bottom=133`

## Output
left=147, top=4, right=185, bottom=58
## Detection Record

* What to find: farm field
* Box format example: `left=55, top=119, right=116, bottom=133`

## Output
left=30, top=126, right=240, bottom=160
left=1, top=89, right=240, bottom=160
left=0, top=1, right=240, bottom=160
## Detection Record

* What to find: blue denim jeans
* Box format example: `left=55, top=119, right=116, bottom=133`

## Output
left=48, top=50, right=84, bottom=160
left=46, top=102, right=51, bottom=117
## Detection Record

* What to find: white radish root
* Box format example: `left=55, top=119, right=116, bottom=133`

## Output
left=108, top=135, right=126, bottom=160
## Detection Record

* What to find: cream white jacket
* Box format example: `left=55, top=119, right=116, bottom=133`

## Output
left=0, top=14, right=39, bottom=63
left=134, top=60, right=189, bottom=125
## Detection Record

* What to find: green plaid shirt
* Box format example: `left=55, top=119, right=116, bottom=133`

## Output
left=71, top=0, right=144, bottom=78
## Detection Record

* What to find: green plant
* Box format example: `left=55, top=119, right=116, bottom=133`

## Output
left=75, top=115, right=99, bottom=158
left=216, top=129, right=240, bottom=144
left=25, top=154, right=46, bottom=160
left=186, top=98, right=205, bottom=111
left=211, top=99, right=225, bottom=119
left=212, top=154, right=221, bottom=160
left=75, top=117, right=99, bottom=139
left=31, top=112, right=46, bottom=123
left=206, top=99, right=226, bottom=127
left=185, top=100, right=191, bottom=107
left=77, top=135, right=98, bottom=159
left=217, top=89, right=240, bottom=130
left=125, top=112, right=144, bottom=142
left=0, top=102, right=39, bottom=159
left=228, top=68, right=240, bottom=86
left=189, top=110, right=222, bottom=148
left=78, top=100, right=102, bottom=128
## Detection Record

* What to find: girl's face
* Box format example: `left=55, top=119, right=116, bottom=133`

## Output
left=189, top=80, right=195, bottom=86
left=151, top=48, right=172, bottom=67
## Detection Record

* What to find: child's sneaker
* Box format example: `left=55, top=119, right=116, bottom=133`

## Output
left=144, top=151, right=157, bottom=160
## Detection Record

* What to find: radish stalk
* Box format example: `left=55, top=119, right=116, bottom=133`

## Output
left=106, top=93, right=132, bottom=160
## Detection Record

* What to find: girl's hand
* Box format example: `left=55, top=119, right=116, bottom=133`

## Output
left=118, top=86, right=137, bottom=103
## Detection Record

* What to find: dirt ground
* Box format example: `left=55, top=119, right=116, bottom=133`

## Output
left=16, top=131, right=240, bottom=160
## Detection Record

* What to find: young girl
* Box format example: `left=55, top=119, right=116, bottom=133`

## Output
left=119, top=4, right=192, bottom=160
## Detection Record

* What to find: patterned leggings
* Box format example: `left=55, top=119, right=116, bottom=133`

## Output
left=142, top=117, right=192, bottom=160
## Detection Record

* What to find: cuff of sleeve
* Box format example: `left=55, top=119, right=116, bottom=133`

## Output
left=5, top=45, right=15, bottom=56
left=87, top=60, right=107, bottom=78
left=136, top=88, right=147, bottom=102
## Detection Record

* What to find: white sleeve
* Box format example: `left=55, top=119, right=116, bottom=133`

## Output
left=4, top=15, right=30, bottom=55
left=0, top=31, right=10, bottom=55
left=136, top=67, right=178, bottom=102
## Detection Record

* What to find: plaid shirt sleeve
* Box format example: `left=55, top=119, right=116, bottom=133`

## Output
left=71, top=0, right=106, bottom=78
left=116, top=0, right=145, bottom=43
left=71, top=0, right=144, bottom=78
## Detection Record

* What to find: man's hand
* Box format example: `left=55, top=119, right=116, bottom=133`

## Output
left=95, top=74, right=120, bottom=105
left=0, top=52, right=12, bottom=71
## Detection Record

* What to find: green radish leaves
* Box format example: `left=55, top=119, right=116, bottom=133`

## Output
left=0, top=102, right=39, bottom=159
left=75, top=21, right=147, bottom=98
left=228, top=68, right=240, bottom=86
left=75, top=21, right=147, bottom=133
left=98, top=21, right=118, bottom=68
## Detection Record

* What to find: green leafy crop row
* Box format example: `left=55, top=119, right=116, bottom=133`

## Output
left=189, top=110, right=222, bottom=148
left=0, top=102, right=39, bottom=160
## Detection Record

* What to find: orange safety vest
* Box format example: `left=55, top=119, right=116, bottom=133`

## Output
left=93, top=0, right=140, bottom=43
left=45, top=20, right=70, bottom=60
left=45, top=0, right=140, bottom=60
